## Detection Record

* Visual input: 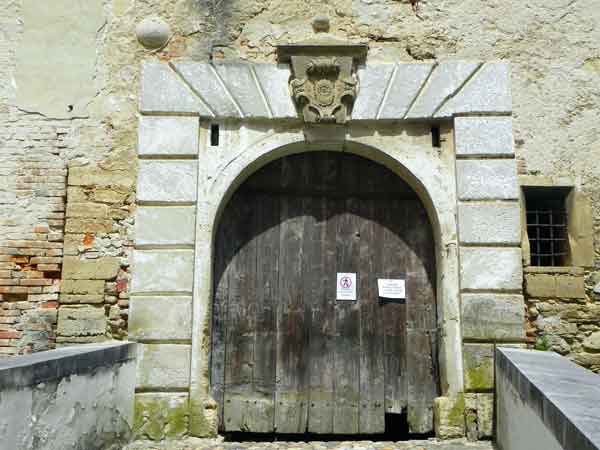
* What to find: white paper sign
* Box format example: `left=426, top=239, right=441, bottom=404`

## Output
left=336, top=273, right=357, bottom=301
left=377, top=279, right=406, bottom=299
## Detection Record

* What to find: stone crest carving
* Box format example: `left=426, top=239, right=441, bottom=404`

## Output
left=277, top=19, right=367, bottom=125
left=289, top=57, right=358, bottom=124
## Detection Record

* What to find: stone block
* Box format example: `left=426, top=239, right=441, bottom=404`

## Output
left=137, top=161, right=197, bottom=203
left=455, top=116, right=514, bottom=157
left=68, top=166, right=135, bottom=189
left=253, top=64, right=297, bottom=118
left=57, top=305, right=106, bottom=336
left=378, top=63, right=434, bottom=119
left=64, top=218, right=114, bottom=234
left=136, top=344, right=191, bottom=389
left=134, top=393, right=189, bottom=440
left=59, top=294, right=104, bottom=304
left=140, top=61, right=212, bottom=115
left=460, top=247, right=523, bottom=291
left=129, top=296, right=192, bottom=341
left=406, top=61, right=480, bottom=119
left=173, top=62, right=240, bottom=117
left=62, top=256, right=120, bottom=280
left=556, top=275, right=586, bottom=299
left=525, top=273, right=557, bottom=298
left=433, top=395, right=465, bottom=439
left=437, top=62, right=512, bottom=116
left=138, top=116, right=199, bottom=156
left=214, top=63, right=269, bottom=118
left=66, top=202, right=108, bottom=218
left=456, top=159, right=519, bottom=200
left=458, top=201, right=520, bottom=245
left=135, top=206, right=196, bottom=246
left=61, top=279, right=105, bottom=295
left=462, top=294, right=525, bottom=341
left=463, top=344, right=494, bottom=391
left=464, top=393, right=494, bottom=439
left=131, top=250, right=194, bottom=293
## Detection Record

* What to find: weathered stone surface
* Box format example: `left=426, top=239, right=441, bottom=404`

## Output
left=136, top=344, right=191, bottom=389
left=433, top=395, right=465, bottom=439
left=462, top=294, right=525, bottom=341
left=378, top=63, right=433, bottom=119
left=456, top=159, right=519, bottom=200
left=140, top=61, right=212, bottom=115
left=455, top=116, right=514, bottom=157
left=353, top=64, right=395, bottom=119
left=68, top=166, right=135, bottom=189
left=460, top=248, right=523, bottom=291
left=556, top=275, right=586, bottom=299
left=134, top=393, right=189, bottom=440
left=62, top=256, right=120, bottom=280
left=66, top=202, right=109, bottom=218
left=59, top=294, right=104, bottom=304
left=253, top=64, right=297, bottom=118
left=129, top=296, right=192, bottom=341
left=405, top=61, right=480, bottom=119
left=137, top=161, right=198, bottom=203
left=525, top=273, right=557, bottom=298
left=583, top=332, right=600, bottom=351
left=464, top=393, right=493, bottom=439
left=135, top=206, right=196, bottom=246
left=173, top=63, right=241, bottom=117
left=463, top=344, right=494, bottom=391
left=213, top=63, right=269, bottom=117
left=14, top=0, right=104, bottom=118
left=57, top=306, right=106, bottom=336
left=458, top=201, right=520, bottom=245
left=131, top=250, right=194, bottom=293
left=138, top=116, right=199, bottom=156
left=61, top=279, right=105, bottom=295
left=437, top=62, right=512, bottom=117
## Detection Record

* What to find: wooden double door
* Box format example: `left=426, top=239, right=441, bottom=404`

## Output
left=211, top=152, right=438, bottom=435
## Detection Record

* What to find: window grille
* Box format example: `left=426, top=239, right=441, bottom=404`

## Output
left=525, top=188, right=570, bottom=267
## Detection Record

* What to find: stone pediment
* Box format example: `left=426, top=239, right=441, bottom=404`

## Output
left=139, top=60, right=512, bottom=120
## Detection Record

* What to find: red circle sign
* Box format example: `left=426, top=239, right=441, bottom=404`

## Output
left=340, top=276, right=352, bottom=289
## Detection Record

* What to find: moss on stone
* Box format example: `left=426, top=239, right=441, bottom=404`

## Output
left=134, top=393, right=189, bottom=441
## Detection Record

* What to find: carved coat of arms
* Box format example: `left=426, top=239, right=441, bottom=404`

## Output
left=289, top=57, right=358, bottom=124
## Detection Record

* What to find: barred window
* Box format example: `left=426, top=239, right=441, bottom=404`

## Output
left=525, top=187, right=571, bottom=267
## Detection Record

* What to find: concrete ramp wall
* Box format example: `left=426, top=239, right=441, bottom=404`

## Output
left=496, top=348, right=600, bottom=450
left=0, top=342, right=136, bottom=450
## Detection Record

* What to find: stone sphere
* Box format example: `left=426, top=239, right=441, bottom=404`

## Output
left=136, top=17, right=171, bottom=49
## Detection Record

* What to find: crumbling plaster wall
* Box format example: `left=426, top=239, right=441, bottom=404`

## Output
left=0, top=0, right=598, bottom=386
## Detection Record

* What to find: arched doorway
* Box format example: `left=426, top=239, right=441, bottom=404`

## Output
left=211, top=151, right=438, bottom=435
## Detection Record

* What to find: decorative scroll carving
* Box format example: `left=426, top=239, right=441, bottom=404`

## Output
left=289, top=57, right=358, bottom=124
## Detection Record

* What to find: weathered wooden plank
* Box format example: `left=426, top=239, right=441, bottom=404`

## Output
left=307, top=153, right=336, bottom=433
left=405, top=200, right=438, bottom=434
left=382, top=198, right=408, bottom=415
left=333, top=155, right=361, bottom=434
left=358, top=196, right=385, bottom=434
left=211, top=189, right=233, bottom=429
left=223, top=193, right=257, bottom=431
left=275, top=156, right=308, bottom=433
left=245, top=192, right=279, bottom=432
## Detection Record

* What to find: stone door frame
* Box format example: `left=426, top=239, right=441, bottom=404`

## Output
left=132, top=59, right=525, bottom=437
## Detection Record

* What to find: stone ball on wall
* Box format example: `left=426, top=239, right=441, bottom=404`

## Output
left=136, top=17, right=171, bottom=49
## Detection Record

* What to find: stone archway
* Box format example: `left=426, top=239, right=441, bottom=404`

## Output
left=131, top=58, right=524, bottom=440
